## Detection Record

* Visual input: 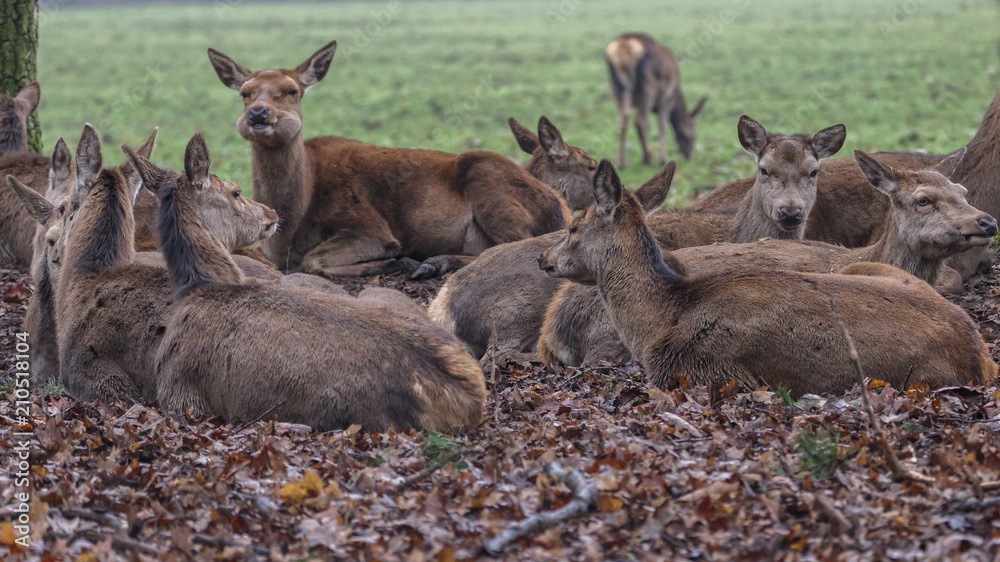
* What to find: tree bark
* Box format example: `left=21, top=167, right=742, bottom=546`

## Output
left=0, top=0, right=41, bottom=154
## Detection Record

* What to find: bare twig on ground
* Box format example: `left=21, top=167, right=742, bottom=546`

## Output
left=395, top=443, right=487, bottom=492
left=234, top=399, right=288, bottom=434
left=484, top=462, right=598, bottom=555
left=839, top=322, right=934, bottom=485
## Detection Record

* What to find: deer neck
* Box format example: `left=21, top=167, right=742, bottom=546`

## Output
left=595, top=220, right=683, bottom=357
left=730, top=185, right=804, bottom=243
left=250, top=132, right=313, bottom=264
left=858, top=211, right=940, bottom=285
left=953, top=90, right=1000, bottom=216
left=158, top=187, right=243, bottom=298
left=63, top=170, right=135, bottom=278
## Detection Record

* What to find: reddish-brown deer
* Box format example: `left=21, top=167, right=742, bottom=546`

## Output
left=606, top=33, right=706, bottom=166
left=208, top=41, right=575, bottom=278
left=538, top=150, right=997, bottom=366
left=508, top=116, right=599, bottom=211
left=537, top=160, right=996, bottom=396
left=125, top=134, right=485, bottom=431
left=0, top=82, right=39, bottom=156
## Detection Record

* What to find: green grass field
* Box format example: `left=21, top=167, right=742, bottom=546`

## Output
left=34, top=0, right=1000, bottom=206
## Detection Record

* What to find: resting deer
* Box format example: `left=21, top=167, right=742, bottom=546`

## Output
left=429, top=115, right=844, bottom=360
left=52, top=125, right=279, bottom=404
left=208, top=40, right=575, bottom=278
left=125, top=133, right=485, bottom=432
left=539, top=150, right=997, bottom=366
left=0, top=81, right=44, bottom=267
left=0, top=82, right=39, bottom=157
left=537, top=160, right=997, bottom=396
left=692, top=88, right=1000, bottom=280
left=508, top=116, right=598, bottom=211
left=606, top=33, right=706, bottom=166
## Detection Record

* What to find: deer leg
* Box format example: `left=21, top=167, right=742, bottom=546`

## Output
left=635, top=110, right=653, bottom=166
left=617, top=95, right=632, bottom=168
left=657, top=109, right=670, bottom=166
left=410, top=254, right=477, bottom=279
left=946, top=246, right=992, bottom=281
left=299, top=224, right=413, bottom=278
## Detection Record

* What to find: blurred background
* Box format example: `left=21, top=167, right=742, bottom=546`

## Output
left=21, top=0, right=1000, bottom=204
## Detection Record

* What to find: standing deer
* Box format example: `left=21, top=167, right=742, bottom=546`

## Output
left=606, top=33, right=706, bottom=166
left=429, top=115, right=844, bottom=361
left=537, top=160, right=997, bottom=396
left=538, top=150, right=997, bottom=367
left=207, top=41, right=579, bottom=278
left=125, top=134, right=485, bottom=432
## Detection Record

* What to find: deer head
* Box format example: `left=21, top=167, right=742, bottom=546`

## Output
left=509, top=116, right=598, bottom=211
left=0, top=82, right=40, bottom=155
left=671, top=96, right=707, bottom=161
left=208, top=41, right=337, bottom=148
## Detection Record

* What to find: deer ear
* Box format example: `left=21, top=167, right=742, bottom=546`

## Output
left=854, top=150, right=900, bottom=196
left=538, top=116, right=569, bottom=159
left=183, top=133, right=212, bottom=190
left=208, top=48, right=253, bottom=91
left=811, top=124, right=846, bottom=159
left=737, top=115, right=768, bottom=157
left=122, top=143, right=174, bottom=199
left=50, top=137, right=72, bottom=182
left=6, top=175, right=52, bottom=225
left=634, top=160, right=675, bottom=216
left=690, top=96, right=707, bottom=119
left=14, top=82, right=40, bottom=114
left=75, top=124, right=103, bottom=194
left=933, top=146, right=967, bottom=179
left=295, top=40, right=337, bottom=90
left=593, top=159, right=623, bottom=219
left=118, top=128, right=159, bottom=200
left=136, top=127, right=159, bottom=159
left=508, top=117, right=539, bottom=154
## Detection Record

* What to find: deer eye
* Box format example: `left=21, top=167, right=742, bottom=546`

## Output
left=240, top=92, right=249, bottom=99
left=568, top=226, right=578, bottom=235
left=810, top=169, right=819, bottom=178
left=759, top=167, right=769, bottom=176
left=587, top=164, right=597, bottom=172
left=233, top=189, right=241, bottom=199
left=917, top=197, right=931, bottom=207
left=287, top=89, right=298, bottom=97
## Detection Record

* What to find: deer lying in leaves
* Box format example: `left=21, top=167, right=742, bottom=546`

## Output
left=208, top=40, right=584, bottom=278
left=536, top=160, right=996, bottom=396
left=124, top=133, right=485, bottom=432
left=538, top=150, right=997, bottom=366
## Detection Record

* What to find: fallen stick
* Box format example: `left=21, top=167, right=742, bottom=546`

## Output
left=839, top=322, right=934, bottom=485
left=484, top=462, right=598, bottom=555
left=395, top=443, right=486, bottom=492
left=233, top=399, right=288, bottom=434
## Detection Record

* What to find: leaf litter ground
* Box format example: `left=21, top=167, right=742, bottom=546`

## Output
left=2, top=264, right=1000, bottom=560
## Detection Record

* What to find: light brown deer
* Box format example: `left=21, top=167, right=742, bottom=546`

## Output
left=539, top=150, right=997, bottom=366
left=0, top=81, right=46, bottom=268
left=508, top=116, right=598, bottom=211
left=537, top=160, right=997, bottom=396
left=690, top=88, right=1000, bottom=280
left=606, top=33, right=706, bottom=166
left=429, top=116, right=843, bottom=360
left=53, top=126, right=280, bottom=404
left=208, top=41, right=573, bottom=278
left=126, top=134, right=485, bottom=432
left=0, top=82, right=39, bottom=156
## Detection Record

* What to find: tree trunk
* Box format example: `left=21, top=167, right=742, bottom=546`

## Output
left=0, top=0, right=41, bottom=154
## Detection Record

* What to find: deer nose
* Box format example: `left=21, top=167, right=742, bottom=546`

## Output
left=778, top=208, right=803, bottom=224
left=247, top=106, right=270, bottom=125
left=979, top=215, right=998, bottom=236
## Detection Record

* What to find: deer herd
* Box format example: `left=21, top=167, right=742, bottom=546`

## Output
left=1, top=34, right=999, bottom=432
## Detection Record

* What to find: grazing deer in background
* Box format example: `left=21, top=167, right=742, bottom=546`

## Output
left=0, top=82, right=40, bottom=156
left=508, top=116, right=598, bottom=211
left=606, top=33, right=706, bottom=166
left=429, top=116, right=843, bottom=360
left=208, top=40, right=573, bottom=278
left=538, top=150, right=997, bottom=366
left=51, top=126, right=280, bottom=404
left=537, top=160, right=997, bottom=396
left=126, top=134, right=485, bottom=432
left=690, top=87, right=1000, bottom=281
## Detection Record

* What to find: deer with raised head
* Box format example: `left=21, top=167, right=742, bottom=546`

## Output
left=429, top=116, right=844, bottom=361
left=0, top=81, right=46, bottom=268
left=52, top=125, right=279, bottom=404
left=606, top=33, right=706, bottom=167
left=508, top=116, right=598, bottom=211
left=0, top=82, right=39, bottom=157
left=537, top=160, right=996, bottom=396
left=125, top=133, right=485, bottom=432
left=538, top=150, right=997, bottom=366
left=207, top=41, right=576, bottom=278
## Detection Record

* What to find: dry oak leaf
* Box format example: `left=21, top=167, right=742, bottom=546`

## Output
left=281, top=470, right=326, bottom=505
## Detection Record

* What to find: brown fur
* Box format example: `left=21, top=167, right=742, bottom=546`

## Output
left=131, top=134, right=485, bottom=432
left=540, top=152, right=997, bottom=365
left=606, top=34, right=706, bottom=165
left=0, top=82, right=39, bottom=156
left=208, top=41, right=571, bottom=277
left=537, top=160, right=997, bottom=396
left=509, top=116, right=598, bottom=211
